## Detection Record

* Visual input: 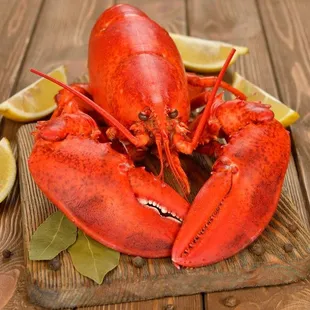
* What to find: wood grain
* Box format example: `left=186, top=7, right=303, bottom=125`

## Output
left=4, top=270, right=203, bottom=310
left=80, top=295, right=203, bottom=310
left=15, top=0, right=111, bottom=89
left=0, top=269, right=20, bottom=309
left=206, top=281, right=310, bottom=310
left=0, top=1, right=42, bottom=309
left=0, top=0, right=43, bottom=148
left=258, top=0, right=310, bottom=227
left=115, top=0, right=186, bottom=33
left=0, top=0, right=43, bottom=102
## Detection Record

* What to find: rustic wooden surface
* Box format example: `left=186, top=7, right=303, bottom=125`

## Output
left=1, top=0, right=310, bottom=309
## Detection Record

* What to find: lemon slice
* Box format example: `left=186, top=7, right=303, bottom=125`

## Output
left=169, top=33, right=249, bottom=73
left=0, top=138, right=16, bottom=203
left=232, top=72, right=299, bottom=127
left=0, top=66, right=67, bottom=122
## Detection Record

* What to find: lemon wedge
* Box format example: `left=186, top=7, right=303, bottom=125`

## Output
left=0, top=138, right=16, bottom=203
left=0, top=65, right=67, bottom=122
left=169, top=33, right=249, bottom=73
left=232, top=72, right=299, bottom=127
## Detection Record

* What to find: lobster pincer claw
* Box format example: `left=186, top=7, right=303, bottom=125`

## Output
left=29, top=110, right=189, bottom=258
left=172, top=99, right=290, bottom=267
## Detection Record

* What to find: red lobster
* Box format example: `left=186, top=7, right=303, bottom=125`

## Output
left=29, top=4, right=290, bottom=267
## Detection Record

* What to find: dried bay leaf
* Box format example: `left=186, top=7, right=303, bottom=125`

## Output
left=29, top=211, right=77, bottom=260
left=68, top=230, right=120, bottom=284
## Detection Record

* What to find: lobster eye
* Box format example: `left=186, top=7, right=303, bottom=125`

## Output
left=138, top=111, right=149, bottom=121
left=169, top=109, right=178, bottom=119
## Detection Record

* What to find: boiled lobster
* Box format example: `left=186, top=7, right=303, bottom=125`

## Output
left=29, top=4, right=290, bottom=267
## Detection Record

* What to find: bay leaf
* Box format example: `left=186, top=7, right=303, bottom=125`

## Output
left=68, top=230, right=120, bottom=284
left=29, top=211, right=77, bottom=260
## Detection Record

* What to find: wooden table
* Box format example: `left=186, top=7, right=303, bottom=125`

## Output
left=1, top=0, right=310, bottom=309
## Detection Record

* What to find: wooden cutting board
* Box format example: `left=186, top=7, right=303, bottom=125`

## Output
left=17, top=123, right=310, bottom=309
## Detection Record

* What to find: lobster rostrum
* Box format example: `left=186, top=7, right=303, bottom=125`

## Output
left=29, top=4, right=290, bottom=267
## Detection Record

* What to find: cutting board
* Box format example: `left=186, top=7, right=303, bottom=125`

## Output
left=18, top=123, right=310, bottom=309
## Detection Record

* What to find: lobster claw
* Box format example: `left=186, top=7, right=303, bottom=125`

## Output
left=172, top=100, right=290, bottom=267
left=29, top=111, right=189, bottom=258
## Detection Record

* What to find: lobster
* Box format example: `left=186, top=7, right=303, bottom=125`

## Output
left=29, top=4, right=290, bottom=267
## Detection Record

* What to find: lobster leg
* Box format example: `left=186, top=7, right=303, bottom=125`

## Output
left=190, top=91, right=211, bottom=110
left=186, top=72, right=246, bottom=100
left=53, top=83, right=91, bottom=118
left=196, top=140, right=223, bottom=158
left=172, top=99, right=290, bottom=267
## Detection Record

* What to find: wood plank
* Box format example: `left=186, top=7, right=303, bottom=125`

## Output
left=4, top=270, right=203, bottom=310
left=4, top=273, right=202, bottom=310
left=0, top=1, right=42, bottom=309
left=186, top=0, right=310, bottom=309
left=82, top=295, right=203, bottom=310
left=206, top=280, right=310, bottom=310
left=0, top=0, right=43, bottom=143
left=115, top=0, right=187, bottom=33
left=258, top=0, right=310, bottom=227
left=0, top=0, right=43, bottom=102
left=16, top=0, right=107, bottom=88
left=0, top=0, right=43, bottom=145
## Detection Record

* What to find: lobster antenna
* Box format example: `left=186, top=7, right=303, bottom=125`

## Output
left=163, top=136, right=189, bottom=198
left=219, top=80, right=246, bottom=99
left=155, top=132, right=164, bottom=179
left=30, top=69, right=141, bottom=147
left=191, top=48, right=236, bottom=149
left=156, top=129, right=189, bottom=198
